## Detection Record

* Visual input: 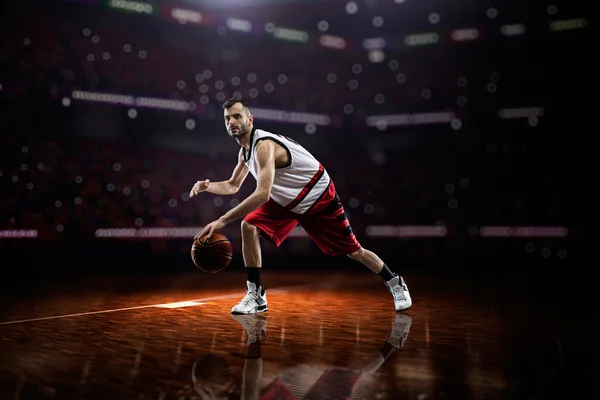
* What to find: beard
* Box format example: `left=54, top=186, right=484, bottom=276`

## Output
left=229, top=124, right=250, bottom=138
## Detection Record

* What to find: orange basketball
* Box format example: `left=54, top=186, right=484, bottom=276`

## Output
left=191, top=232, right=232, bottom=273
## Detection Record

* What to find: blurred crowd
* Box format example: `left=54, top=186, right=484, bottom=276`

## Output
left=0, top=1, right=518, bottom=117
left=0, top=128, right=566, bottom=240
left=0, top=1, right=573, bottom=249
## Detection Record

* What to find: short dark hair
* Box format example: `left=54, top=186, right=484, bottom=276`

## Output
left=222, top=97, right=249, bottom=111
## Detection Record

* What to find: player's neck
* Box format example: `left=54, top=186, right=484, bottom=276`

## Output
left=238, top=127, right=253, bottom=149
left=237, top=137, right=249, bottom=150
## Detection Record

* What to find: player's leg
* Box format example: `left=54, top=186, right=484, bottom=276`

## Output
left=301, top=191, right=412, bottom=312
left=348, top=314, right=412, bottom=376
left=231, top=314, right=268, bottom=399
left=345, top=247, right=411, bottom=311
left=346, top=247, right=384, bottom=274
left=241, top=219, right=262, bottom=287
left=231, top=314, right=296, bottom=399
left=231, top=199, right=298, bottom=315
left=298, top=314, right=412, bottom=400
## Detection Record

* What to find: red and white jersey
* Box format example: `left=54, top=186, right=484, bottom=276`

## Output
left=243, top=128, right=331, bottom=214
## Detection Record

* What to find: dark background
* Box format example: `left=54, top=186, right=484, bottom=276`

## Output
left=0, top=0, right=590, bottom=277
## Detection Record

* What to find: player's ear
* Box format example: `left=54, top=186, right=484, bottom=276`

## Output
left=248, top=114, right=254, bottom=125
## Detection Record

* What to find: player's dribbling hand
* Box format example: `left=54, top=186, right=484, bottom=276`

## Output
left=195, top=218, right=227, bottom=241
left=190, top=179, right=210, bottom=198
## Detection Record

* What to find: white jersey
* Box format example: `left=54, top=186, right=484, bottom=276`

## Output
left=243, top=128, right=331, bottom=214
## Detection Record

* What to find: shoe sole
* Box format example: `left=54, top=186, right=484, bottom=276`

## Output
left=396, top=305, right=412, bottom=312
left=231, top=305, right=268, bottom=315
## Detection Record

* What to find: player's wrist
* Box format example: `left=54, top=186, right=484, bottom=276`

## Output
left=219, top=215, right=232, bottom=225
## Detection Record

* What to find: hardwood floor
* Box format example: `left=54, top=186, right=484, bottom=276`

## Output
left=0, top=269, right=594, bottom=399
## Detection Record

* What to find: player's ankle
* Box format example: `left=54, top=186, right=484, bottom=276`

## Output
left=378, top=263, right=396, bottom=281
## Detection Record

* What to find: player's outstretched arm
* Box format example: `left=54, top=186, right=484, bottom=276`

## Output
left=190, top=149, right=249, bottom=197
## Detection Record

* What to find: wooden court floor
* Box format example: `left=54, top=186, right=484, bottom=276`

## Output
left=0, top=269, right=595, bottom=400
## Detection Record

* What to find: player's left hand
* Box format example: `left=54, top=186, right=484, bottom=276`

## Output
left=195, top=218, right=227, bottom=241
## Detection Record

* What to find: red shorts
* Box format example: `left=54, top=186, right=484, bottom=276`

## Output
left=260, top=370, right=361, bottom=399
left=243, top=181, right=362, bottom=256
left=260, top=378, right=297, bottom=400
left=303, top=369, right=362, bottom=399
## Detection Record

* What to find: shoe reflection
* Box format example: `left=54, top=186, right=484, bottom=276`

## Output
left=192, top=313, right=412, bottom=400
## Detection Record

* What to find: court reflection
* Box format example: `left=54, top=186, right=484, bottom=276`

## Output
left=191, top=313, right=412, bottom=400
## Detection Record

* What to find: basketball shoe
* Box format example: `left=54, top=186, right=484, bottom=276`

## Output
left=232, top=314, right=268, bottom=344
left=231, top=281, right=268, bottom=315
left=384, top=275, right=412, bottom=312
left=386, top=314, right=412, bottom=349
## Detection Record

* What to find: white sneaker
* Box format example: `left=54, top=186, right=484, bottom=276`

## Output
left=386, top=314, right=412, bottom=348
left=231, top=281, right=268, bottom=315
left=232, top=314, right=268, bottom=344
left=384, top=275, right=412, bottom=312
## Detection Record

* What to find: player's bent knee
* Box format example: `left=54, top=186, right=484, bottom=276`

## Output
left=347, top=248, right=365, bottom=261
left=241, top=220, right=259, bottom=237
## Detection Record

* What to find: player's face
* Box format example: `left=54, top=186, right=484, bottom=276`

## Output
left=224, top=103, right=253, bottom=139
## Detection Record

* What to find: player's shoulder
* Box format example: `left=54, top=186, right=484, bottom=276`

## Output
left=254, top=137, right=276, bottom=153
left=254, top=128, right=279, bottom=148
left=254, top=127, right=277, bottom=137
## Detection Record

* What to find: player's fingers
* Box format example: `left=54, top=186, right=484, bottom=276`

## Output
left=190, top=183, right=199, bottom=197
left=197, top=225, right=210, bottom=240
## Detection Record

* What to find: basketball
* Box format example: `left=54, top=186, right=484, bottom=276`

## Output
left=191, top=232, right=232, bottom=273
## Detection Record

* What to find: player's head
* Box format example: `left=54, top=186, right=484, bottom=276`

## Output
left=222, top=98, right=253, bottom=140
left=192, top=354, right=239, bottom=400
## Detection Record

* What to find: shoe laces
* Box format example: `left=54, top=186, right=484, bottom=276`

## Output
left=240, top=290, right=258, bottom=305
left=388, top=326, right=407, bottom=348
left=391, top=285, right=406, bottom=301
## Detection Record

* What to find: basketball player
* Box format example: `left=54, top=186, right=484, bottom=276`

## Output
left=191, top=98, right=411, bottom=315
left=192, top=313, right=412, bottom=400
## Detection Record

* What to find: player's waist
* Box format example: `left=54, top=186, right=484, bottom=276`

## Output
left=266, top=171, right=330, bottom=215
left=270, top=179, right=336, bottom=215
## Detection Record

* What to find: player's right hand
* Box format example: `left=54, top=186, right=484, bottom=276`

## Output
left=190, top=179, right=210, bottom=198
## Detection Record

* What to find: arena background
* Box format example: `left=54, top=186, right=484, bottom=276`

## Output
left=0, top=0, right=589, bottom=276
left=0, top=2, right=596, bottom=400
